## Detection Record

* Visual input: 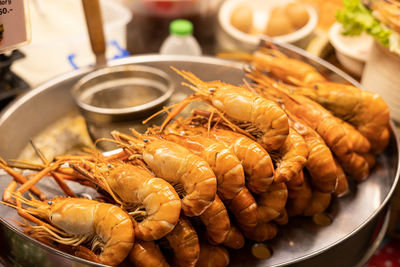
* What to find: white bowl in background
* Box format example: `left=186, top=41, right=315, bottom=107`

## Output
left=217, top=0, right=318, bottom=52
left=329, top=22, right=373, bottom=76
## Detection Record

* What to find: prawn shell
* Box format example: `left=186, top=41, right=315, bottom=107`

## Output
left=107, top=165, right=181, bottom=241
left=211, top=86, right=289, bottom=152
left=292, top=82, right=390, bottom=152
left=226, top=187, right=258, bottom=227
left=196, top=243, right=230, bottom=267
left=221, top=225, right=245, bottom=249
left=143, top=140, right=217, bottom=217
left=274, top=128, right=309, bottom=183
left=47, top=198, right=134, bottom=266
left=290, top=119, right=338, bottom=193
left=240, top=222, right=278, bottom=242
left=208, top=129, right=274, bottom=194
left=165, top=216, right=200, bottom=267
left=163, top=134, right=245, bottom=200
left=303, top=190, right=332, bottom=216
left=200, top=195, right=230, bottom=245
left=286, top=172, right=312, bottom=217
left=128, top=241, right=170, bottom=267
left=257, top=182, right=288, bottom=223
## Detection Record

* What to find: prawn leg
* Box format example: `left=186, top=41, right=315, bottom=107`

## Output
left=273, top=128, right=309, bottom=183
left=0, top=158, right=47, bottom=200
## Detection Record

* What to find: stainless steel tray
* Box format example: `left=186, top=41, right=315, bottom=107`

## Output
left=0, top=51, right=398, bottom=267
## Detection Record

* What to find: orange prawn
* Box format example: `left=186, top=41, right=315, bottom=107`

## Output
left=164, top=216, right=200, bottom=267
left=199, top=195, right=230, bottom=245
left=161, top=133, right=245, bottom=201
left=289, top=118, right=339, bottom=193
left=289, top=81, right=390, bottom=153
left=286, top=171, right=312, bottom=217
left=252, top=73, right=370, bottom=181
left=3, top=196, right=134, bottom=266
left=221, top=225, right=245, bottom=249
left=159, top=67, right=289, bottom=152
left=111, top=131, right=217, bottom=217
left=273, top=128, right=309, bottom=183
left=196, top=243, right=230, bottom=267
left=72, top=160, right=181, bottom=241
left=170, top=115, right=274, bottom=194
left=220, top=48, right=326, bottom=84
left=128, top=241, right=170, bottom=267
left=257, top=182, right=288, bottom=223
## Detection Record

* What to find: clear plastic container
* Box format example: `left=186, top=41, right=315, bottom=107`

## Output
left=124, top=0, right=224, bottom=55
left=160, top=19, right=202, bottom=55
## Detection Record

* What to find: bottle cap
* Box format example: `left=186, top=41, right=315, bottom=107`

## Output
left=170, top=19, right=193, bottom=36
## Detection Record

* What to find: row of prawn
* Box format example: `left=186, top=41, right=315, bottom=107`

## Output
left=0, top=48, right=391, bottom=266
left=0, top=116, right=338, bottom=267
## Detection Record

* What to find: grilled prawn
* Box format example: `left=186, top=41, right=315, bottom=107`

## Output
left=253, top=74, right=370, bottom=181
left=220, top=48, right=326, bottom=84
left=112, top=131, right=217, bottom=217
left=199, top=195, right=230, bottom=245
left=290, top=81, right=390, bottom=153
left=6, top=196, right=134, bottom=266
left=165, top=216, right=200, bottom=267
left=162, top=133, right=245, bottom=201
left=289, top=118, right=339, bottom=192
left=169, top=115, right=274, bottom=194
left=196, top=243, right=230, bottom=267
left=273, top=128, right=309, bottom=183
left=128, top=241, right=169, bottom=267
left=161, top=68, right=289, bottom=152
left=72, top=160, right=181, bottom=241
left=257, top=182, right=288, bottom=223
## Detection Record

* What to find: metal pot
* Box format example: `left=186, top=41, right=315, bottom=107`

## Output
left=0, top=51, right=398, bottom=266
left=71, top=64, right=174, bottom=150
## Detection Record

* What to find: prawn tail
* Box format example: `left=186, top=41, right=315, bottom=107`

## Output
left=227, top=187, right=258, bottom=228
left=239, top=222, right=278, bottom=242
left=221, top=225, right=245, bottom=249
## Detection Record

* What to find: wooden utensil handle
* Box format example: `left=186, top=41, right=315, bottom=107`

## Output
left=82, top=0, right=107, bottom=66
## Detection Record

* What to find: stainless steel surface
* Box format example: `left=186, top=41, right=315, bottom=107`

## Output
left=0, top=54, right=398, bottom=267
left=71, top=65, right=174, bottom=149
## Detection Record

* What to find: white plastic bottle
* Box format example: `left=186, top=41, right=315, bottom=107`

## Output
left=160, top=19, right=202, bottom=56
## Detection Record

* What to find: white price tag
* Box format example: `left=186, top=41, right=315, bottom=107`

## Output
left=0, top=0, right=30, bottom=52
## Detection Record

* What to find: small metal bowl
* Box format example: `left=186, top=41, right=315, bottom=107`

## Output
left=71, top=64, right=174, bottom=149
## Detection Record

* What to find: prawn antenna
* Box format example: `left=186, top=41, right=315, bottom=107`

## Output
left=29, top=139, right=49, bottom=165
left=7, top=160, right=45, bottom=171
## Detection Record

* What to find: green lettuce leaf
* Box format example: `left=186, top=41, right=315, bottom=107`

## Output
left=336, top=0, right=391, bottom=47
